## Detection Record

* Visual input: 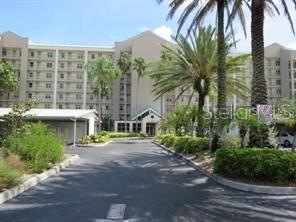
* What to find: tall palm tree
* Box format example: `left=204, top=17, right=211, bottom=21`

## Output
left=150, top=26, right=250, bottom=136
left=156, top=0, right=246, bottom=134
left=87, top=55, right=119, bottom=133
left=241, top=0, right=296, bottom=146
left=117, top=52, right=132, bottom=132
left=133, top=57, right=148, bottom=132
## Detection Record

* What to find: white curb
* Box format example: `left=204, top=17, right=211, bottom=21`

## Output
left=76, top=140, right=111, bottom=147
left=153, top=141, right=296, bottom=195
left=0, top=154, right=79, bottom=204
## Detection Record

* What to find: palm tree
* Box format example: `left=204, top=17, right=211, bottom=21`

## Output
left=150, top=26, right=250, bottom=136
left=87, top=55, right=119, bottom=133
left=241, top=0, right=296, bottom=146
left=117, top=52, right=132, bottom=132
left=156, top=0, right=246, bottom=135
left=133, top=57, right=148, bottom=132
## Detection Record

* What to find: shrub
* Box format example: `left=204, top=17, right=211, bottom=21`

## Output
left=218, top=136, right=240, bottom=149
left=4, top=122, right=64, bottom=173
left=78, top=134, right=109, bottom=144
left=105, top=132, right=147, bottom=138
left=155, top=135, right=210, bottom=154
left=5, top=154, right=26, bottom=174
left=0, top=160, right=21, bottom=190
left=214, top=148, right=296, bottom=185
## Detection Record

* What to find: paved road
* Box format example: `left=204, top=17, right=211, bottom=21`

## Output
left=1, top=139, right=296, bottom=222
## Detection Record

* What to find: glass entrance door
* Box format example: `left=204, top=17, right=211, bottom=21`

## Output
left=146, top=123, right=156, bottom=137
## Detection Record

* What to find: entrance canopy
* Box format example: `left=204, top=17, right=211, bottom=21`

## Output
left=131, top=107, right=161, bottom=121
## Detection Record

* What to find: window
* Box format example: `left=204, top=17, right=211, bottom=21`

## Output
left=28, top=93, right=32, bottom=99
left=91, top=54, right=95, bottom=59
left=276, top=89, right=281, bottom=95
left=90, top=94, right=94, bottom=100
left=76, top=94, right=82, bottom=100
left=45, top=94, right=51, bottom=99
left=60, top=63, right=65, bottom=68
left=58, top=104, right=63, bottom=109
left=75, top=104, right=81, bottom=109
left=77, top=53, right=83, bottom=59
left=275, top=59, right=280, bottom=66
left=29, top=72, right=33, bottom=78
left=89, top=105, right=94, bottom=109
left=28, top=82, right=33, bottom=88
left=59, top=94, right=63, bottom=99
left=289, top=61, right=291, bottom=69
left=46, top=63, right=53, bottom=68
left=77, top=73, right=83, bottom=79
left=76, top=83, right=82, bottom=89
left=105, top=105, right=109, bottom=110
left=30, top=62, right=34, bottom=68
left=30, top=51, right=34, bottom=57
left=120, top=105, right=124, bottom=111
left=276, top=70, right=280, bottom=76
left=2, top=50, right=7, bottom=57
left=276, top=79, right=281, bottom=85
left=46, top=83, right=51, bottom=89
left=60, top=73, right=64, bottom=79
left=118, top=123, right=126, bottom=132
left=77, top=64, right=83, bottom=69
left=48, top=52, right=53, bottom=58
left=45, top=104, right=51, bottom=109
left=60, top=83, right=64, bottom=89
left=61, top=52, right=65, bottom=58
left=46, top=73, right=52, bottom=79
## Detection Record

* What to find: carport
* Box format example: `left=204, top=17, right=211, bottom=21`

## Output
left=0, top=108, right=99, bottom=146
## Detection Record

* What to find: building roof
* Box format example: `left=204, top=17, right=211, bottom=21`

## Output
left=131, top=107, right=161, bottom=121
left=0, top=108, right=98, bottom=121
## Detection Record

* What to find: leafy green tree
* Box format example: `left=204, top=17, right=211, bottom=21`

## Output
left=150, top=26, right=250, bottom=136
left=0, top=61, right=18, bottom=92
left=117, top=52, right=132, bottom=132
left=87, top=56, right=119, bottom=133
left=0, top=99, right=38, bottom=140
left=133, top=57, right=148, bottom=132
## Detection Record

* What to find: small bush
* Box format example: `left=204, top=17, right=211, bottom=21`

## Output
left=155, top=134, right=210, bottom=154
left=105, top=132, right=147, bottom=138
left=78, top=134, right=109, bottom=144
left=214, top=148, right=296, bottom=185
left=5, top=154, right=26, bottom=174
left=218, top=136, right=240, bottom=149
left=4, top=122, right=64, bottom=173
left=0, top=160, right=21, bottom=190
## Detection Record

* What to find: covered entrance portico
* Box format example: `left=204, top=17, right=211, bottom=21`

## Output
left=114, top=107, right=161, bottom=136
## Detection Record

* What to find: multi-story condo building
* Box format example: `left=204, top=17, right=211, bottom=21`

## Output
left=0, top=31, right=295, bottom=135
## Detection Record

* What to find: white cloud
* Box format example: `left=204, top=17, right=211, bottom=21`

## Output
left=138, top=26, right=149, bottom=32
left=153, top=25, right=173, bottom=41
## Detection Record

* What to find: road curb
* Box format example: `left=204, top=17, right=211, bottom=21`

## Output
left=152, top=141, right=296, bottom=195
left=0, top=154, right=80, bottom=204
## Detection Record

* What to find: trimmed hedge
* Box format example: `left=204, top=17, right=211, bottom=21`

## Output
left=78, top=134, right=109, bottom=144
left=155, top=134, right=210, bottom=154
left=4, top=123, right=64, bottom=173
left=214, top=148, right=296, bottom=185
left=102, top=132, right=147, bottom=138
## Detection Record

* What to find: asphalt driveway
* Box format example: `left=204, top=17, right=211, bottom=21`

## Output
left=0, top=138, right=296, bottom=222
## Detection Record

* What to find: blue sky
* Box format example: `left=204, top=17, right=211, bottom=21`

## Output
left=1, top=0, right=296, bottom=52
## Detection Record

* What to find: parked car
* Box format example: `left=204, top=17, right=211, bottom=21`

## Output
left=277, top=132, right=295, bottom=147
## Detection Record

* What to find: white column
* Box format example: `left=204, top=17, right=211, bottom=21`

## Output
left=88, top=117, right=95, bottom=135
left=114, top=121, right=118, bottom=132
left=129, top=122, right=133, bottom=132
left=83, top=50, right=88, bottom=109
left=73, top=118, right=77, bottom=147
left=141, top=121, right=146, bottom=134
left=53, top=49, right=59, bottom=109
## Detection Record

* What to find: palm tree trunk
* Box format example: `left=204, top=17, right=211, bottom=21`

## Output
left=135, top=76, right=140, bottom=132
left=98, top=88, right=102, bottom=134
left=217, top=0, right=227, bottom=129
left=196, top=94, right=205, bottom=137
left=249, top=0, right=269, bottom=147
left=124, top=74, right=127, bottom=132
